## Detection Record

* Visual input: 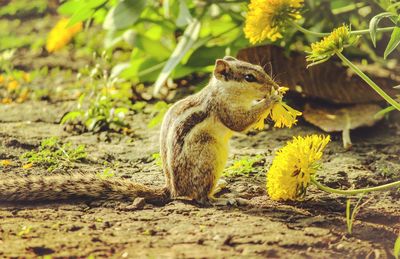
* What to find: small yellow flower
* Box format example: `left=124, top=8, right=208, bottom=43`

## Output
left=267, top=135, right=330, bottom=201
left=269, top=102, right=302, bottom=128
left=101, top=86, right=119, bottom=96
left=46, top=18, right=83, bottom=53
left=244, top=0, right=303, bottom=44
left=7, top=80, right=19, bottom=91
left=22, top=163, right=33, bottom=169
left=0, top=75, right=4, bottom=84
left=16, top=88, right=30, bottom=103
left=0, top=160, right=12, bottom=167
left=253, top=87, right=302, bottom=130
left=1, top=97, right=12, bottom=104
left=22, top=72, right=31, bottom=83
left=253, top=109, right=271, bottom=130
left=306, top=25, right=358, bottom=66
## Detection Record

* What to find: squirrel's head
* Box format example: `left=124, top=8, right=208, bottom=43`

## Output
left=212, top=56, right=279, bottom=103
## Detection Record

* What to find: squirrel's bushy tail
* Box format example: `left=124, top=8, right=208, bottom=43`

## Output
left=0, top=174, right=170, bottom=205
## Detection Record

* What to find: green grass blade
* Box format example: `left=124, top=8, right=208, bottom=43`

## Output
left=153, top=19, right=201, bottom=95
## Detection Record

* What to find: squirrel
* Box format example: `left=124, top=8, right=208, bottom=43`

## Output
left=0, top=56, right=278, bottom=206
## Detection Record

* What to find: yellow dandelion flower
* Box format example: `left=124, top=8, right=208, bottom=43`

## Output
left=46, top=18, right=83, bottom=53
left=267, top=135, right=330, bottom=201
left=0, top=75, right=4, bottom=84
left=101, top=86, right=119, bottom=96
left=253, top=108, right=271, bottom=130
left=253, top=86, right=302, bottom=130
left=22, top=163, right=34, bottom=169
left=16, top=88, right=30, bottom=103
left=306, top=25, right=358, bottom=66
left=270, top=102, right=302, bottom=128
left=1, top=98, right=12, bottom=104
left=0, top=160, right=12, bottom=167
left=7, top=80, right=19, bottom=91
left=22, top=72, right=31, bottom=83
left=244, top=0, right=304, bottom=44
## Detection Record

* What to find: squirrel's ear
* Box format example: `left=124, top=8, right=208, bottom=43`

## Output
left=223, top=56, right=237, bottom=61
left=214, top=59, right=231, bottom=81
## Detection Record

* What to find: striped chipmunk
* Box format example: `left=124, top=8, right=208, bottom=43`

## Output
left=0, top=56, right=279, bottom=206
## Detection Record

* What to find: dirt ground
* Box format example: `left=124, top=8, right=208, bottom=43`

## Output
left=0, top=98, right=399, bottom=258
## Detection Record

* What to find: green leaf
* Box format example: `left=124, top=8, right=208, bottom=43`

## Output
left=388, top=2, right=400, bottom=13
left=114, top=107, right=129, bottom=117
left=176, top=0, right=192, bottom=27
left=148, top=110, right=168, bottom=128
left=346, top=199, right=352, bottom=234
left=163, top=0, right=170, bottom=18
left=153, top=18, right=201, bottom=95
left=331, top=1, right=365, bottom=15
left=86, top=0, right=108, bottom=9
left=138, top=58, right=166, bottom=82
left=60, top=111, right=83, bottom=124
left=369, top=12, right=396, bottom=47
left=186, top=46, right=226, bottom=67
left=104, top=29, right=125, bottom=49
left=136, top=35, right=171, bottom=61
left=395, top=235, right=400, bottom=259
left=131, top=101, right=146, bottom=111
left=147, top=101, right=170, bottom=128
left=384, top=26, right=400, bottom=59
left=58, top=0, right=82, bottom=15
left=68, top=7, right=94, bottom=26
left=172, top=64, right=199, bottom=79
left=103, top=0, right=146, bottom=30
left=110, top=62, right=131, bottom=79
left=67, top=0, right=107, bottom=27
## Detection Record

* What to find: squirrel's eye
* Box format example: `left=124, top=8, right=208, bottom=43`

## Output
left=244, top=74, right=257, bottom=82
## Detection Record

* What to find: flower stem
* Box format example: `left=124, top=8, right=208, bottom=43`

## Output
left=290, top=21, right=330, bottom=37
left=311, top=177, right=400, bottom=196
left=336, top=51, right=400, bottom=112
left=351, top=26, right=395, bottom=35
left=291, top=21, right=394, bottom=37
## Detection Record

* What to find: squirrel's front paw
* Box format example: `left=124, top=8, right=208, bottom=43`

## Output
left=270, top=93, right=281, bottom=103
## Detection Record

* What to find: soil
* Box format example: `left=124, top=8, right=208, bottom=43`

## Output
left=0, top=99, right=399, bottom=258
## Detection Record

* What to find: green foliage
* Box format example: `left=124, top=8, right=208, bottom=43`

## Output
left=152, top=152, right=163, bottom=168
left=61, top=93, right=131, bottom=133
left=61, top=54, right=139, bottom=133
left=0, top=6, right=49, bottom=52
left=17, top=225, right=32, bottom=238
left=153, top=17, right=201, bottom=94
left=345, top=194, right=367, bottom=234
left=384, top=26, right=400, bottom=59
left=20, top=137, right=87, bottom=172
left=147, top=101, right=171, bottom=128
left=58, top=0, right=108, bottom=26
left=57, top=0, right=247, bottom=94
left=223, top=155, right=263, bottom=178
left=368, top=12, right=396, bottom=47
left=395, top=235, right=400, bottom=259
left=52, top=0, right=400, bottom=100
left=0, top=0, right=47, bottom=17
left=103, top=0, right=146, bottom=30
left=302, top=2, right=400, bottom=112
left=96, top=168, right=116, bottom=179
left=366, top=8, right=400, bottom=59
